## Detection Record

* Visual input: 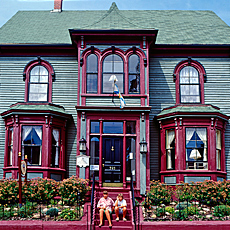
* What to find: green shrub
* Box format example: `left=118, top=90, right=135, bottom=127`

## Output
left=165, top=206, right=175, bottom=214
left=155, top=207, right=165, bottom=217
left=147, top=180, right=173, bottom=206
left=59, top=208, right=79, bottom=220
left=46, top=208, right=59, bottom=217
left=214, top=205, right=230, bottom=217
left=58, top=176, right=90, bottom=205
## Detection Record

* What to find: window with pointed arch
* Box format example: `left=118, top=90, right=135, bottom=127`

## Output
left=83, top=47, right=144, bottom=95
left=174, top=59, right=206, bottom=104
left=23, top=59, right=55, bottom=102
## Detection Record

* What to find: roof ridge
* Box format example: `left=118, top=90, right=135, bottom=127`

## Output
left=79, top=2, right=151, bottom=30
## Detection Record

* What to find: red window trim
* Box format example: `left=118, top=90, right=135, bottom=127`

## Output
left=23, top=59, right=55, bottom=103
left=81, top=47, right=146, bottom=95
left=173, top=59, right=206, bottom=104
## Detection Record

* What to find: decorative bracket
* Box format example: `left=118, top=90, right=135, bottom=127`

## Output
left=82, top=112, right=85, bottom=121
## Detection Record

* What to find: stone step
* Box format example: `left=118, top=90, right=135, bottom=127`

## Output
left=94, top=226, right=132, bottom=230
left=94, top=220, right=132, bottom=226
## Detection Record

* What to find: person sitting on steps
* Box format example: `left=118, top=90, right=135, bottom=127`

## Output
left=97, top=190, right=114, bottom=228
left=115, top=193, right=127, bottom=221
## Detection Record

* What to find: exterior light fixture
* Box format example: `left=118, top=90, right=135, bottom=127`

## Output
left=79, top=137, right=87, bottom=152
left=139, top=138, right=147, bottom=153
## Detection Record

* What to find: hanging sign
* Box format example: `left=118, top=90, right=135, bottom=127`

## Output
left=76, top=155, right=90, bottom=167
left=21, top=160, right=27, bottom=175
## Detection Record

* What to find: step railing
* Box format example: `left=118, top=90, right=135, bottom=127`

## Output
left=131, top=175, right=137, bottom=230
left=90, top=172, right=96, bottom=228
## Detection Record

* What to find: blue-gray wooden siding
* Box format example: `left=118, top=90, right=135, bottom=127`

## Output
left=149, top=57, right=230, bottom=181
left=0, top=56, right=78, bottom=178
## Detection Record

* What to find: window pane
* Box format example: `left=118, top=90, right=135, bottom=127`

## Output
left=30, top=66, right=40, bottom=76
left=103, top=74, right=123, bottom=93
left=180, top=76, right=189, bottom=84
left=87, top=54, right=98, bottom=72
left=40, top=75, right=49, bottom=83
left=126, top=121, right=136, bottom=134
left=22, top=126, right=42, bottom=166
left=103, top=121, right=123, bottom=134
left=39, top=66, right=48, bottom=76
left=189, top=85, right=199, bottom=95
left=30, top=75, right=39, bottom=82
left=216, top=129, right=221, bottom=149
left=90, top=137, right=99, bottom=180
left=52, top=128, right=60, bottom=167
left=180, top=85, right=189, bottom=95
left=114, top=55, right=123, bottom=72
left=87, top=74, right=98, bottom=93
left=29, top=84, right=48, bottom=101
left=126, top=137, right=136, bottom=181
left=103, top=54, right=123, bottom=73
left=129, top=75, right=140, bottom=93
left=129, top=55, right=140, bottom=74
left=186, top=128, right=207, bottom=170
left=103, top=55, right=113, bottom=72
left=166, top=129, right=175, bottom=170
left=91, top=121, right=100, bottom=133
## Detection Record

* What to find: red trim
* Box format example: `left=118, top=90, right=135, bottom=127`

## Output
left=24, top=59, right=55, bottom=103
left=174, top=59, right=206, bottom=104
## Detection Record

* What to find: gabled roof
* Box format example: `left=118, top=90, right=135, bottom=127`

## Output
left=1, top=2, right=230, bottom=45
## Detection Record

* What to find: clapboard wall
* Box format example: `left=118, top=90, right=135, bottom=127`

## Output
left=149, top=57, right=230, bottom=181
left=0, top=56, right=78, bottom=178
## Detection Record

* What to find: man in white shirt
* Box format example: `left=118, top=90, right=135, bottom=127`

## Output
left=114, top=193, right=127, bottom=221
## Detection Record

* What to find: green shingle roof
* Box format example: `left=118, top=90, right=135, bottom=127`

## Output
left=1, top=2, right=230, bottom=45
left=1, top=103, right=70, bottom=118
left=157, top=104, right=229, bottom=120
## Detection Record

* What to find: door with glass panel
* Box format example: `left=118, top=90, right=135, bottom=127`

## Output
left=102, top=137, right=123, bottom=183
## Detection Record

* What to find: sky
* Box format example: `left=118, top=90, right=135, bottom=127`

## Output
left=0, top=0, right=230, bottom=28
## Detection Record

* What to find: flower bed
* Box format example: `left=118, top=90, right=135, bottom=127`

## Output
left=142, top=180, right=230, bottom=221
left=0, top=176, right=90, bottom=221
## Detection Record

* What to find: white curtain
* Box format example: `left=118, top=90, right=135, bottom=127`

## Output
left=196, top=128, right=207, bottom=161
left=52, top=129, right=60, bottom=166
left=22, top=126, right=33, bottom=141
left=166, top=130, right=175, bottom=169
left=186, top=128, right=195, bottom=142
left=34, top=126, right=42, bottom=140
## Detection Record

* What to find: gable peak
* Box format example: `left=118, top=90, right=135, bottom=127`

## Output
left=108, top=2, right=119, bottom=13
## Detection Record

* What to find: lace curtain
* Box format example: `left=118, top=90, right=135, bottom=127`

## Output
left=166, top=130, right=175, bottom=169
left=52, top=129, right=60, bottom=166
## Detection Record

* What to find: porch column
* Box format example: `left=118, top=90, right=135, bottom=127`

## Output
left=79, top=112, right=86, bottom=179
left=140, top=114, right=146, bottom=195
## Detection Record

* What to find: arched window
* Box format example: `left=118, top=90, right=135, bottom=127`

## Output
left=102, top=54, right=124, bottom=93
left=28, top=65, right=49, bottom=102
left=174, top=59, right=206, bottom=104
left=86, top=54, right=98, bottom=93
left=129, top=54, right=140, bottom=93
left=180, top=66, right=200, bottom=103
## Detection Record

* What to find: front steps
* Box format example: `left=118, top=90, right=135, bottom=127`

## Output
left=93, top=188, right=133, bottom=230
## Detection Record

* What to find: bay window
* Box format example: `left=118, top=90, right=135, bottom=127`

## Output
left=129, top=54, right=140, bottom=93
left=87, top=54, right=98, bottom=93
